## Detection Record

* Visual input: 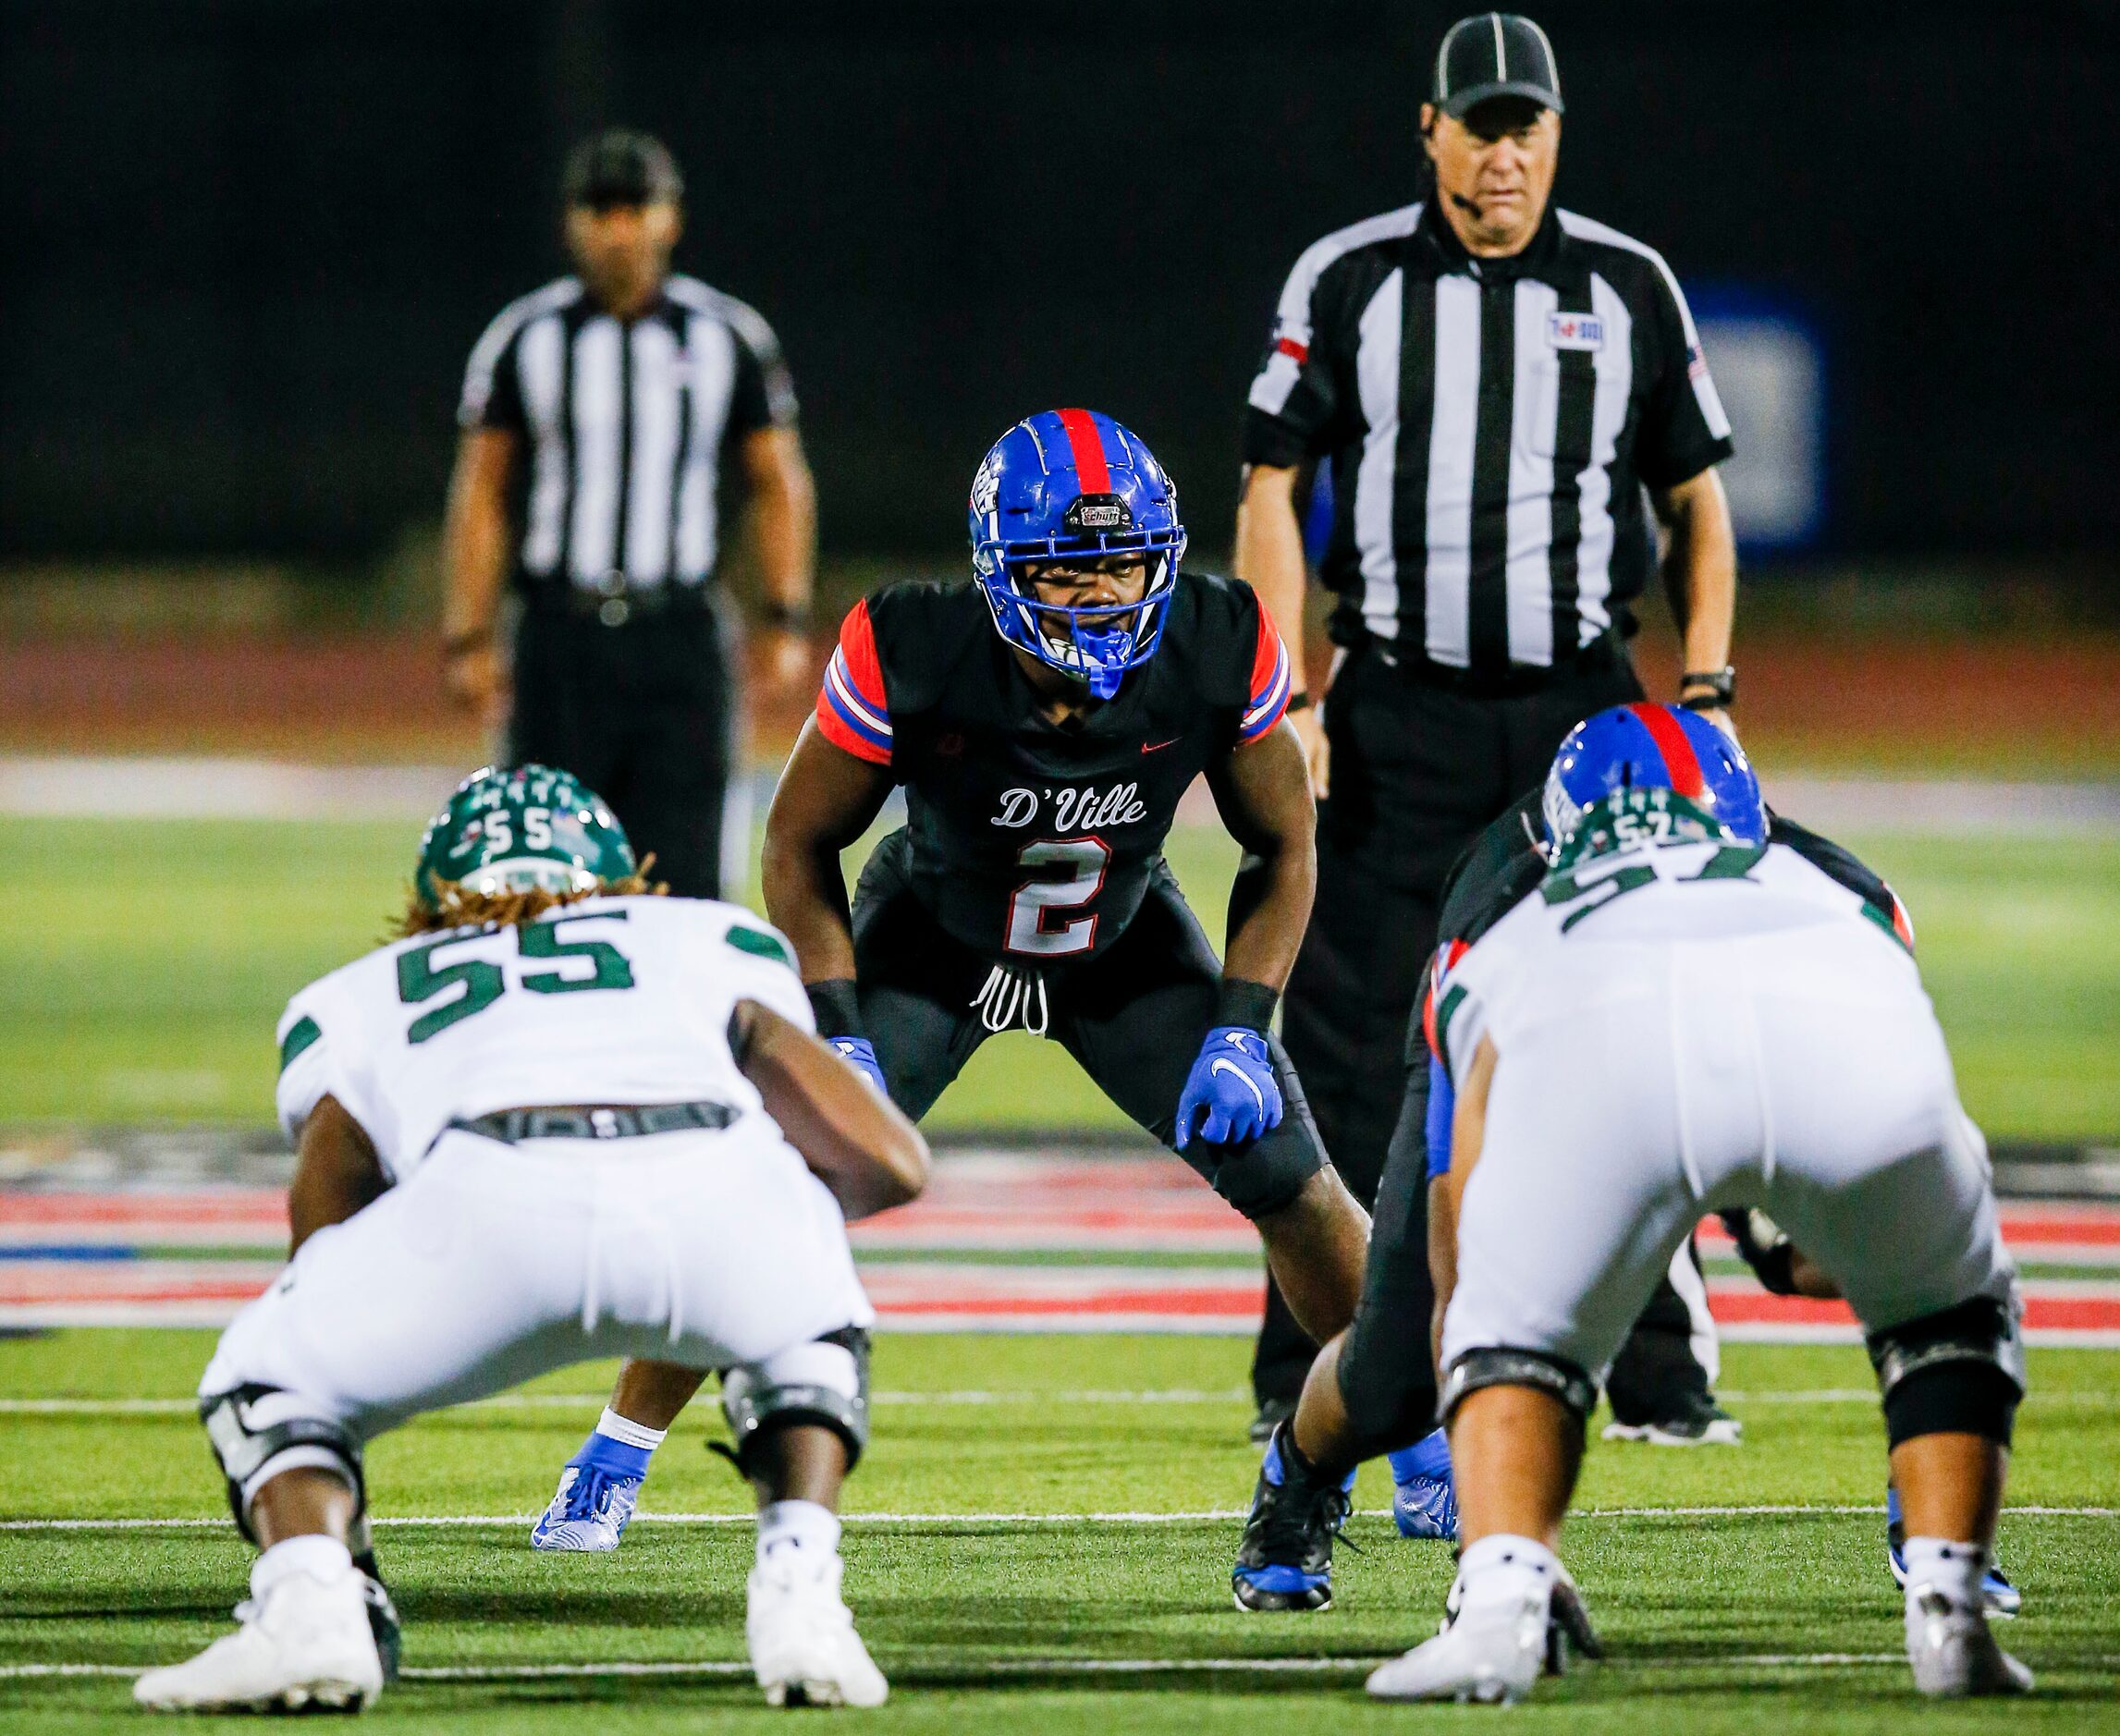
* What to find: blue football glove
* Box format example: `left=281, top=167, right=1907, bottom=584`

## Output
left=1175, top=1026, right=1283, bottom=1150
left=826, top=1036, right=888, bottom=1097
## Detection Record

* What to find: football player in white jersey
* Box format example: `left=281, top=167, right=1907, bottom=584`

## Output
left=1361, top=707, right=2029, bottom=1706
left=133, top=764, right=929, bottom=1715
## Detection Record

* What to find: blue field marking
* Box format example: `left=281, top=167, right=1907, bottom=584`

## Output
left=0, top=1244, right=141, bottom=1262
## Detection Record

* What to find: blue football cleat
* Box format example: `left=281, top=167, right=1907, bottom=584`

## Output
left=1885, top=1485, right=2021, bottom=1618
left=1232, top=1424, right=1354, bottom=1611
left=1389, top=1430, right=1459, bottom=1541
left=532, top=1437, right=648, bottom=1553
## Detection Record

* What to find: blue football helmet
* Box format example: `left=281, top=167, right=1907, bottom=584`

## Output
left=968, top=409, right=1187, bottom=700
left=1543, top=703, right=1766, bottom=858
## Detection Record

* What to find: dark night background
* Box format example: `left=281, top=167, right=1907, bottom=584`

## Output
left=3, top=0, right=2115, bottom=566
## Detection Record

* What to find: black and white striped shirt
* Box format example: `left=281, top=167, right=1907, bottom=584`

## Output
left=1245, top=201, right=1732, bottom=680
left=459, top=273, right=796, bottom=593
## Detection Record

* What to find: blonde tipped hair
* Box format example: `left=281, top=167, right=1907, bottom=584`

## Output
left=392, top=858, right=665, bottom=939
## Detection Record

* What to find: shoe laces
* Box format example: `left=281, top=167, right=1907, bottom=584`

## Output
left=1252, top=1471, right=1353, bottom=1565
left=557, top=1464, right=623, bottom=1522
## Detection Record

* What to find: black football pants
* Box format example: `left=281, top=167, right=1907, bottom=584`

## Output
left=506, top=593, right=740, bottom=901
left=851, top=830, right=1331, bottom=1221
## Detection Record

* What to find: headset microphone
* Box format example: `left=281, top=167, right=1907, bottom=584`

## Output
left=1450, top=191, right=1483, bottom=219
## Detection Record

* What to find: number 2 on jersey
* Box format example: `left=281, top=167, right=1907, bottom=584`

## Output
left=1005, top=837, right=1110, bottom=957
left=398, top=911, right=636, bottom=1044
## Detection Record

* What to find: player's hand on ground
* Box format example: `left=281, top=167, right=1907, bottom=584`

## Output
left=827, top=1037, right=889, bottom=1096
left=1175, top=1026, right=1283, bottom=1150
left=1288, top=704, right=1330, bottom=800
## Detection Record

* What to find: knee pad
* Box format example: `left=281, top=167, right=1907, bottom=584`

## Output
left=1440, top=1347, right=1597, bottom=1426
left=721, top=1326, right=870, bottom=1473
left=1868, top=1296, right=2025, bottom=1449
left=200, top=1385, right=365, bottom=1544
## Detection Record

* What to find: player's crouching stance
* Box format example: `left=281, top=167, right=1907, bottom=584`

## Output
left=535, top=410, right=1370, bottom=1554
left=1362, top=707, right=2029, bottom=1705
left=133, top=764, right=926, bottom=1715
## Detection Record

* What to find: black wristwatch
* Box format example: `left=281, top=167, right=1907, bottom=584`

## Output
left=1679, top=666, right=1735, bottom=711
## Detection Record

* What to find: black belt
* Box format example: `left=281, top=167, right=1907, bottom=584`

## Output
left=1357, top=627, right=1627, bottom=698
left=518, top=576, right=719, bottom=629
left=447, top=1101, right=738, bottom=1145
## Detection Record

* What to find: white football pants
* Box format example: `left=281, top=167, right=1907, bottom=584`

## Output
left=1442, top=925, right=2017, bottom=1387
left=202, top=1129, right=875, bottom=1439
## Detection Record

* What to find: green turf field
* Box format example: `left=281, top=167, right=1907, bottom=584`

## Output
left=4, top=817, right=2116, bottom=1138
left=2, top=1331, right=2114, bottom=1730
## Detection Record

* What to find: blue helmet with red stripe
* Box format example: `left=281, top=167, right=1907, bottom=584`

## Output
left=1543, top=703, right=1766, bottom=862
left=968, top=409, right=1187, bottom=700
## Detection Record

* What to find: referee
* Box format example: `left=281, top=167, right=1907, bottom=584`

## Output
left=1236, top=17, right=1740, bottom=1433
left=443, top=129, right=817, bottom=899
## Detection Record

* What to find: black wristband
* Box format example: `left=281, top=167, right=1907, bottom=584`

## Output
left=805, top=978, right=864, bottom=1041
left=762, top=599, right=811, bottom=633
left=1216, top=976, right=1280, bottom=1033
left=1284, top=691, right=1312, bottom=715
left=1679, top=666, right=1734, bottom=708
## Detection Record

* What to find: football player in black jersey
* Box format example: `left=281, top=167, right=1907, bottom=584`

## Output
left=1235, top=703, right=2021, bottom=1627
left=531, top=410, right=1372, bottom=1560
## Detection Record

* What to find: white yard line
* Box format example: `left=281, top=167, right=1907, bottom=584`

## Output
left=27, top=1651, right=2120, bottom=1683
left=6, top=1503, right=2114, bottom=1534
left=0, top=1388, right=1253, bottom=1416
left=16, top=1386, right=2120, bottom=1416
left=0, top=1654, right=1930, bottom=1683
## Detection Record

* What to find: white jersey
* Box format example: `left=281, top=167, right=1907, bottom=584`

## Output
left=1432, top=837, right=1924, bottom=1088
left=275, top=895, right=814, bottom=1182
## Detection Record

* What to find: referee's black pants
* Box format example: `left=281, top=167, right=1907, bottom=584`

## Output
left=1253, top=637, right=1645, bottom=1411
left=505, top=589, right=740, bottom=901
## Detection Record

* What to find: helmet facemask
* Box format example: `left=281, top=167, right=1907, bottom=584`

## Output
left=981, top=536, right=1181, bottom=701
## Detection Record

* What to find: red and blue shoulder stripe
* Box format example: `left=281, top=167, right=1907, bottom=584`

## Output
left=815, top=599, right=893, bottom=765
left=1239, top=606, right=1293, bottom=743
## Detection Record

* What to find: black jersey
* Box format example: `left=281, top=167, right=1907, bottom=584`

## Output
left=813, top=572, right=1293, bottom=962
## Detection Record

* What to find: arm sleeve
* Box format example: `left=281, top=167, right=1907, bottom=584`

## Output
left=458, top=313, right=527, bottom=434
left=1237, top=595, right=1293, bottom=742
left=814, top=598, right=894, bottom=765
left=1632, top=256, right=1735, bottom=491
left=1423, top=1055, right=1456, bottom=1182
left=724, top=302, right=799, bottom=440
left=1242, top=245, right=1344, bottom=469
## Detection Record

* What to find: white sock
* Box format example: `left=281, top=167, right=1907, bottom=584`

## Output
left=1902, top=1536, right=1987, bottom=1610
left=596, top=1407, right=668, bottom=1453
left=251, top=1534, right=354, bottom=1600
left=1456, top=1533, right=1562, bottom=1613
left=757, top=1499, right=842, bottom=1571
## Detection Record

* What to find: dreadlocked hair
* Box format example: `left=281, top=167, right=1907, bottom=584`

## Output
left=391, top=857, right=666, bottom=939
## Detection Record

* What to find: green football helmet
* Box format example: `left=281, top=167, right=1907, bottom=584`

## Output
left=1548, top=786, right=1739, bottom=875
left=413, top=764, right=636, bottom=911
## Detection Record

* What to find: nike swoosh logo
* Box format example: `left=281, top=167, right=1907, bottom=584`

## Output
left=1142, top=737, right=1182, bottom=754
left=1208, top=1057, right=1266, bottom=1110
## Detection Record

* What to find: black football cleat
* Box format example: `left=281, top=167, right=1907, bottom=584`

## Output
left=1232, top=1423, right=1354, bottom=1612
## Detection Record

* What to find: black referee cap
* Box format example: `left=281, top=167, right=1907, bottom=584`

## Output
left=562, top=129, right=684, bottom=210
left=1432, top=13, right=1563, bottom=118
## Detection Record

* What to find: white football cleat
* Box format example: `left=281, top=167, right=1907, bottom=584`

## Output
left=1366, top=1583, right=1549, bottom=1705
left=530, top=1463, right=643, bottom=1553
left=134, top=1565, right=384, bottom=1714
left=1906, top=1587, right=2034, bottom=1698
left=746, top=1548, right=888, bottom=1709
